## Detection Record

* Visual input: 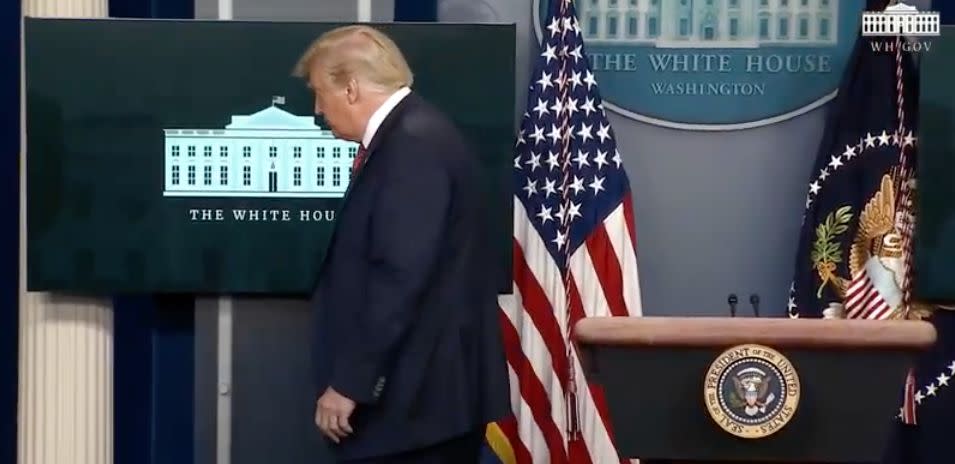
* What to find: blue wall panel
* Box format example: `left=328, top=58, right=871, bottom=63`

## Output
left=108, top=0, right=195, bottom=463
left=114, top=295, right=196, bottom=464
left=1, top=0, right=20, bottom=461
left=393, top=0, right=437, bottom=22
left=113, top=296, right=155, bottom=464
left=151, top=296, right=196, bottom=464
left=110, top=0, right=192, bottom=19
left=935, top=0, right=955, bottom=24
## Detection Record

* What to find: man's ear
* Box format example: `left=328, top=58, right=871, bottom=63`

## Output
left=345, top=78, right=360, bottom=105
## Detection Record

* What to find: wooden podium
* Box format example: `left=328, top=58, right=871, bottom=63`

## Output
left=573, top=316, right=936, bottom=463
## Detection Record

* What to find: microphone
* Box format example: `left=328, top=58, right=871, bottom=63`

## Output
left=749, top=293, right=761, bottom=317
left=727, top=293, right=738, bottom=317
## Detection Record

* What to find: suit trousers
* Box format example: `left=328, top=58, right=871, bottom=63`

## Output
left=342, top=430, right=484, bottom=464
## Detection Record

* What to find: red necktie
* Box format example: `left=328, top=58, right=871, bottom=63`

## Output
left=352, top=144, right=368, bottom=178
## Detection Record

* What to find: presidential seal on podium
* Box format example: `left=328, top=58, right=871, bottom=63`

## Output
left=703, top=344, right=801, bottom=439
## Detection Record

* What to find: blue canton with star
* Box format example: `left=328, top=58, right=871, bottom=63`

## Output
left=513, top=0, right=631, bottom=271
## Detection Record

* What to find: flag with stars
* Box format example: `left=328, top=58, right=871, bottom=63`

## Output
left=785, top=4, right=955, bottom=460
left=483, top=0, right=643, bottom=463
left=785, top=0, right=953, bottom=434
left=786, top=30, right=920, bottom=324
left=786, top=0, right=920, bottom=418
left=881, top=309, right=955, bottom=464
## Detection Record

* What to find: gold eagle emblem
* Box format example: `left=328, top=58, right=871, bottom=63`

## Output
left=812, top=174, right=932, bottom=320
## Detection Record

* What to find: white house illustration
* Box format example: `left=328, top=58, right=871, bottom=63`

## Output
left=861, top=2, right=939, bottom=37
left=577, top=0, right=838, bottom=48
left=162, top=97, right=358, bottom=198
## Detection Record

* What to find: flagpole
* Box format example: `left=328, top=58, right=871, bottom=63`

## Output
left=554, top=0, right=581, bottom=442
left=215, top=1, right=234, bottom=463
left=890, top=31, right=921, bottom=426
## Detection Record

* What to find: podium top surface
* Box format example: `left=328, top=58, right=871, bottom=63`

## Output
left=574, top=316, right=936, bottom=350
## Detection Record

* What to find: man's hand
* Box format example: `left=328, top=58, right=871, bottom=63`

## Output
left=315, top=387, right=356, bottom=443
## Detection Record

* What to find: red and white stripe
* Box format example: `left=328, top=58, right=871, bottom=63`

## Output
left=498, top=195, right=642, bottom=463
left=844, top=272, right=894, bottom=320
left=900, top=367, right=918, bottom=425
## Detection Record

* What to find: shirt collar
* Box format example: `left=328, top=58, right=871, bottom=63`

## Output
left=361, top=86, right=411, bottom=148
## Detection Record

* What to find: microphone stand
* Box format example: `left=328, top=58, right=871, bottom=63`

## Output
left=749, top=294, right=761, bottom=318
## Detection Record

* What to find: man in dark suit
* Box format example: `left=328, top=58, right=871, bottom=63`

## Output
left=292, top=25, right=510, bottom=463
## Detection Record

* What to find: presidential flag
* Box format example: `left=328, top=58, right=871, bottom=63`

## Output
left=786, top=0, right=925, bottom=423
left=482, top=0, right=643, bottom=463
left=786, top=16, right=922, bottom=325
left=785, top=0, right=955, bottom=442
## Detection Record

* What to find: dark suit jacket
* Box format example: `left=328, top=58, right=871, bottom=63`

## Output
left=310, top=92, right=510, bottom=460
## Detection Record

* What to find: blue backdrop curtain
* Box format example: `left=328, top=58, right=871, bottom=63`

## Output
left=937, top=0, right=955, bottom=25
left=1, top=0, right=21, bottom=461
left=107, top=1, right=195, bottom=463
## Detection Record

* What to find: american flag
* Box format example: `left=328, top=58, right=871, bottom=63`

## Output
left=484, top=0, right=643, bottom=463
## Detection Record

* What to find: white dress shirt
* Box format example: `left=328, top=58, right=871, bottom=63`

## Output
left=361, top=86, right=411, bottom=148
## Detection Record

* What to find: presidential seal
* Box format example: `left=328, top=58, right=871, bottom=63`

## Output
left=704, top=344, right=800, bottom=439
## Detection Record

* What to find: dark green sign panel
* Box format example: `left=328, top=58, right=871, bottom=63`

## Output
left=25, top=18, right=515, bottom=294
left=915, top=26, right=955, bottom=304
